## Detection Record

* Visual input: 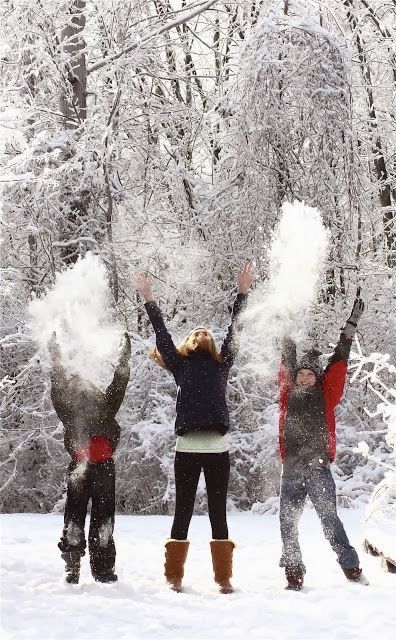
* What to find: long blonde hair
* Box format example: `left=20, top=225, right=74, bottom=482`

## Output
left=149, top=329, right=223, bottom=369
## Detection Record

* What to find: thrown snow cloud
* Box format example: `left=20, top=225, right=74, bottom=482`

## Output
left=28, top=253, right=122, bottom=383
left=246, top=200, right=329, bottom=375
left=266, top=201, right=329, bottom=316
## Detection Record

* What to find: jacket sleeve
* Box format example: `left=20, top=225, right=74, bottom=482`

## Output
left=277, top=337, right=296, bottom=460
left=281, top=337, right=297, bottom=375
left=105, top=363, right=130, bottom=416
left=144, top=301, right=179, bottom=371
left=323, top=332, right=351, bottom=412
left=50, top=365, right=70, bottom=423
left=220, top=293, right=248, bottom=368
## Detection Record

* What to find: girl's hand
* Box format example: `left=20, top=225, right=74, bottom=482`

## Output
left=132, top=272, right=153, bottom=302
left=237, top=260, right=255, bottom=294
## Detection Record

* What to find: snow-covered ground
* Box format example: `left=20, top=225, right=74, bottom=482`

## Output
left=1, top=507, right=396, bottom=640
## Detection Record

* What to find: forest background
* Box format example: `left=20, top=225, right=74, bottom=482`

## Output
left=1, top=0, right=395, bottom=516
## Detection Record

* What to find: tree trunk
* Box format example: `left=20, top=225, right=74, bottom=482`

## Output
left=58, top=1, right=89, bottom=266
left=60, top=0, right=87, bottom=128
left=343, top=0, right=395, bottom=267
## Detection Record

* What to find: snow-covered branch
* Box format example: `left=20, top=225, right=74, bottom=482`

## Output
left=87, top=0, right=219, bottom=74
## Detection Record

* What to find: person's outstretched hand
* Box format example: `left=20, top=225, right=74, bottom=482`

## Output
left=48, top=331, right=61, bottom=365
left=343, top=298, right=364, bottom=339
left=347, top=298, right=365, bottom=327
left=133, top=272, right=153, bottom=302
left=119, top=332, right=131, bottom=366
left=237, top=260, right=255, bottom=294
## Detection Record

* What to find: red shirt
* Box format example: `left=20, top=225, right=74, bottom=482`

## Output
left=74, top=436, right=113, bottom=462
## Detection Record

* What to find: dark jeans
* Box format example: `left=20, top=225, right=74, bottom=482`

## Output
left=279, top=465, right=359, bottom=572
left=58, top=458, right=116, bottom=578
left=171, top=451, right=230, bottom=540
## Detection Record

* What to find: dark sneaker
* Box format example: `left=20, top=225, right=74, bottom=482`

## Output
left=62, top=551, right=81, bottom=584
left=285, top=567, right=304, bottom=591
left=343, top=567, right=369, bottom=585
left=343, top=567, right=362, bottom=582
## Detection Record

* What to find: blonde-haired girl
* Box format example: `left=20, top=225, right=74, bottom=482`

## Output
left=133, top=261, right=254, bottom=593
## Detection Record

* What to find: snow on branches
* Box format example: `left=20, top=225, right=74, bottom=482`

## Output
left=350, top=335, right=396, bottom=471
left=349, top=336, right=396, bottom=564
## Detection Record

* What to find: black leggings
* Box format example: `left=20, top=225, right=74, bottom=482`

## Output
left=171, top=451, right=230, bottom=540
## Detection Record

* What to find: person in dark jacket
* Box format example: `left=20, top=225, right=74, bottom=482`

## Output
left=133, top=260, right=254, bottom=593
left=49, top=331, right=131, bottom=584
left=278, top=298, right=366, bottom=590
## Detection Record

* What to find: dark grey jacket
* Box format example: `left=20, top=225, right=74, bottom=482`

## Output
left=50, top=363, right=130, bottom=457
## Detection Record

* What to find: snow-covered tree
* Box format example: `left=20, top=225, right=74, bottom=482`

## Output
left=1, top=0, right=395, bottom=513
left=351, top=339, right=396, bottom=569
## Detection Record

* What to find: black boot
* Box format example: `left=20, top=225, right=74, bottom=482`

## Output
left=90, top=551, right=117, bottom=583
left=62, top=551, right=81, bottom=584
left=285, top=566, right=304, bottom=591
left=90, top=536, right=117, bottom=583
left=93, top=570, right=118, bottom=583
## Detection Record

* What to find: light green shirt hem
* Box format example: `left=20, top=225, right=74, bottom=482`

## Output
left=175, top=431, right=229, bottom=453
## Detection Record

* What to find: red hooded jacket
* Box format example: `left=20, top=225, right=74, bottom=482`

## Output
left=278, top=333, right=351, bottom=462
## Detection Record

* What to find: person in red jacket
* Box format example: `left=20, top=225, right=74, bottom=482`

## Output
left=278, top=298, right=365, bottom=590
left=49, top=332, right=131, bottom=584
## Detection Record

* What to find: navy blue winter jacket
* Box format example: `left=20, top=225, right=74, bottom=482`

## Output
left=144, top=294, right=248, bottom=436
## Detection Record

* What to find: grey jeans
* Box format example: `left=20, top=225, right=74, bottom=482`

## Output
left=279, top=465, right=359, bottom=572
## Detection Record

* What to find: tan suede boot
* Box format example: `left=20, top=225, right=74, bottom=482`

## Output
left=210, top=540, right=235, bottom=594
left=164, top=539, right=190, bottom=592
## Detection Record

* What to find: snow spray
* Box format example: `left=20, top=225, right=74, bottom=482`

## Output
left=245, top=200, right=329, bottom=375
left=28, top=253, right=123, bottom=383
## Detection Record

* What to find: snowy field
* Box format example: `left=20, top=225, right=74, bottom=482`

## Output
left=1, top=507, right=396, bottom=640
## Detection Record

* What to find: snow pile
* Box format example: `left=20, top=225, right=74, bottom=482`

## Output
left=363, top=400, right=396, bottom=562
left=350, top=342, right=396, bottom=562
left=364, top=459, right=396, bottom=562
left=28, top=253, right=122, bottom=383
left=246, top=200, right=329, bottom=374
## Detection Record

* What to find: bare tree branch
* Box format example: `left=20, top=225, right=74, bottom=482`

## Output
left=87, top=0, right=219, bottom=75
